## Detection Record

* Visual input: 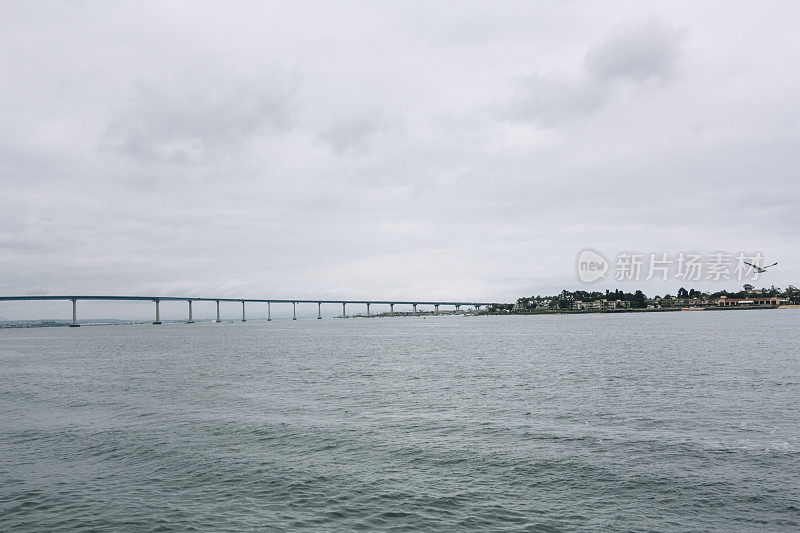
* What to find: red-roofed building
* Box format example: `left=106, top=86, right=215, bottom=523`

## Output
left=717, top=296, right=782, bottom=307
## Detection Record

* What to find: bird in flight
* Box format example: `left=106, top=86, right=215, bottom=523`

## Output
left=743, top=261, right=778, bottom=273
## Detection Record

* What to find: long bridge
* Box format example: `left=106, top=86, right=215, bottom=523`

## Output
left=0, top=296, right=501, bottom=326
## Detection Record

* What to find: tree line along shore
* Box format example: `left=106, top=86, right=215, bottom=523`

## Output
left=489, top=284, right=799, bottom=314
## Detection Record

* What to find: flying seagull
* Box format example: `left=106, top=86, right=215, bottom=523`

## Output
left=743, top=261, right=778, bottom=273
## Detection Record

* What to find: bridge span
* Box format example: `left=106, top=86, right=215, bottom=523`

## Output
left=0, top=296, right=501, bottom=326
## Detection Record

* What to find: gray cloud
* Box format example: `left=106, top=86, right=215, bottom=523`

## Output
left=585, top=17, right=683, bottom=82
left=500, top=72, right=611, bottom=126
left=103, top=68, right=297, bottom=164
left=500, top=17, right=683, bottom=127
left=318, top=111, right=398, bottom=154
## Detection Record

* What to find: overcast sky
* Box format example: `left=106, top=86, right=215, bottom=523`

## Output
left=2, top=1, right=799, bottom=319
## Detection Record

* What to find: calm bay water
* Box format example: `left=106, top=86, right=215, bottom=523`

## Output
left=2, top=310, right=799, bottom=531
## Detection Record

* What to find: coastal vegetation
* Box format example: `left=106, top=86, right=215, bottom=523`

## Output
left=494, top=285, right=799, bottom=313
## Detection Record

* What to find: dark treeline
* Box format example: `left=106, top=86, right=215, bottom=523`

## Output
left=513, top=289, right=647, bottom=310
left=492, top=284, right=799, bottom=312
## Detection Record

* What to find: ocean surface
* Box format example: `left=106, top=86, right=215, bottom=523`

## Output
left=2, top=310, right=799, bottom=531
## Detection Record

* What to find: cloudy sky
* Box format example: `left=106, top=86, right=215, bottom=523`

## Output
left=2, top=1, right=798, bottom=319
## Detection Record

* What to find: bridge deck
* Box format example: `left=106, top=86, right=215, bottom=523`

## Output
left=0, top=296, right=498, bottom=306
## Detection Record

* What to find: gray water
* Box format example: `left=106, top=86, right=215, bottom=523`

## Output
left=2, top=311, right=799, bottom=531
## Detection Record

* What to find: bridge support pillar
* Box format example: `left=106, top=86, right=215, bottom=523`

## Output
left=215, top=300, right=221, bottom=322
left=293, top=302, right=297, bottom=320
left=153, top=300, right=161, bottom=324
left=413, top=303, right=417, bottom=314
left=69, top=299, right=79, bottom=327
left=342, top=302, right=346, bottom=318
left=366, top=303, right=370, bottom=316
left=241, top=301, right=246, bottom=322
left=434, top=304, right=439, bottom=314
left=187, top=300, right=194, bottom=323
left=390, top=303, right=394, bottom=316
left=318, top=302, right=322, bottom=319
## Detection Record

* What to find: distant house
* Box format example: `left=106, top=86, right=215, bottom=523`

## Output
left=673, top=297, right=710, bottom=308
left=717, top=296, right=781, bottom=307
left=513, top=299, right=556, bottom=311
left=572, top=300, right=607, bottom=311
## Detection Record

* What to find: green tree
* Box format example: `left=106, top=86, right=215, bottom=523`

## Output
left=632, top=290, right=647, bottom=308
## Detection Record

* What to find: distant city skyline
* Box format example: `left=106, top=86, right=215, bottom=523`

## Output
left=2, top=2, right=798, bottom=319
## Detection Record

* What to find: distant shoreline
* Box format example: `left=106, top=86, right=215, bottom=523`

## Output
left=493, top=305, right=795, bottom=315
left=3, top=305, right=798, bottom=328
